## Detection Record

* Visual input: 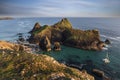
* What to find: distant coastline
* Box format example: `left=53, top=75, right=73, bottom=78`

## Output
left=0, top=17, right=13, bottom=20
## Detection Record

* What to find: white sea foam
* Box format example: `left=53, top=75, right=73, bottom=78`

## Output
left=101, top=34, right=120, bottom=42
left=18, top=21, right=26, bottom=28
left=103, top=47, right=108, bottom=50
left=116, top=37, right=120, bottom=40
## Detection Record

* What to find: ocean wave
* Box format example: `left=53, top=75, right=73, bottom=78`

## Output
left=103, top=47, right=108, bottom=50
left=102, top=44, right=112, bottom=50
left=116, top=37, right=120, bottom=40
left=18, top=21, right=26, bottom=28
left=105, top=44, right=112, bottom=48
left=101, top=34, right=120, bottom=42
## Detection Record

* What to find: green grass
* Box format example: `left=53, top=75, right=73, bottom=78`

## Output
left=0, top=50, right=94, bottom=80
left=33, top=25, right=51, bottom=35
left=53, top=18, right=72, bottom=30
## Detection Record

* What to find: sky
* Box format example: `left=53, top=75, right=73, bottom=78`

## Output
left=0, top=0, right=120, bottom=17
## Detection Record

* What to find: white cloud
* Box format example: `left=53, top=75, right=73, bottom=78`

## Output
left=0, top=0, right=120, bottom=17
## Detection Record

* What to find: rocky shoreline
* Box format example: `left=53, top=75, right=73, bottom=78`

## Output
left=0, top=40, right=94, bottom=80
left=0, top=18, right=112, bottom=80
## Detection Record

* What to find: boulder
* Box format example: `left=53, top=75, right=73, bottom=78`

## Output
left=39, top=36, right=51, bottom=51
left=97, top=41, right=106, bottom=50
left=17, top=33, right=25, bottom=42
left=92, top=69, right=104, bottom=77
left=53, top=42, right=61, bottom=51
left=29, top=22, right=41, bottom=33
left=18, top=37, right=25, bottom=42
left=105, top=39, right=111, bottom=44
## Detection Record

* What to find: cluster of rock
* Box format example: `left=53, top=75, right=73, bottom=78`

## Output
left=0, top=40, right=32, bottom=53
left=39, top=36, right=61, bottom=51
left=28, top=18, right=109, bottom=51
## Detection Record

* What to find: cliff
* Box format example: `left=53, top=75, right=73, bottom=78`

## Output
left=28, top=18, right=105, bottom=50
left=0, top=41, right=94, bottom=80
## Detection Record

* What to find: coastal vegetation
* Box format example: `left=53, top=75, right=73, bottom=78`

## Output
left=0, top=41, right=94, bottom=80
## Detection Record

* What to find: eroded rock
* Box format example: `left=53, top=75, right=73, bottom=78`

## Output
left=39, top=36, right=51, bottom=51
left=53, top=42, right=61, bottom=51
left=92, top=69, right=104, bottom=77
left=105, top=39, right=111, bottom=44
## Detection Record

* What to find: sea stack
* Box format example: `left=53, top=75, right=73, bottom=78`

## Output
left=53, top=42, right=61, bottom=51
left=39, top=36, right=51, bottom=51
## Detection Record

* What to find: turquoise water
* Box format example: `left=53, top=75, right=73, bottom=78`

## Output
left=0, top=17, right=120, bottom=79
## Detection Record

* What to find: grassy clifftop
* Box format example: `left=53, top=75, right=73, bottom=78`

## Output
left=53, top=18, right=72, bottom=30
left=0, top=50, right=94, bottom=80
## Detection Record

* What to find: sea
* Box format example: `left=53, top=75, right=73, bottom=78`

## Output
left=0, top=17, right=120, bottom=80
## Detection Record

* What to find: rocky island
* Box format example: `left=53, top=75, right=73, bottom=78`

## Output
left=0, top=17, right=13, bottom=20
left=28, top=18, right=105, bottom=51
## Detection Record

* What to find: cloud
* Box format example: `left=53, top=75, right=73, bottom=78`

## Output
left=0, top=0, right=120, bottom=17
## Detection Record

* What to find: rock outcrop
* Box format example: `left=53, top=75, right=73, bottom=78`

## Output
left=17, top=33, right=25, bottom=42
left=62, top=29, right=103, bottom=50
left=105, top=39, right=111, bottom=44
left=28, top=18, right=105, bottom=51
left=53, top=42, right=61, bottom=51
left=39, top=36, right=51, bottom=51
left=28, top=25, right=52, bottom=44
left=92, top=69, right=104, bottom=77
left=0, top=40, right=24, bottom=51
left=0, top=40, right=15, bottom=50
left=0, top=41, right=33, bottom=53
left=29, top=22, right=41, bottom=33
left=53, top=18, right=72, bottom=30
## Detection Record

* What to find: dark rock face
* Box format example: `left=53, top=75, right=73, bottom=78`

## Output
left=39, top=36, right=51, bottom=51
left=29, top=22, right=41, bottom=33
left=53, top=42, right=61, bottom=51
left=51, top=28, right=63, bottom=42
left=62, top=29, right=103, bottom=50
left=105, top=39, right=111, bottom=44
left=97, top=41, right=106, bottom=50
left=28, top=34, right=40, bottom=45
left=92, top=69, right=104, bottom=77
left=17, top=33, right=25, bottom=42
